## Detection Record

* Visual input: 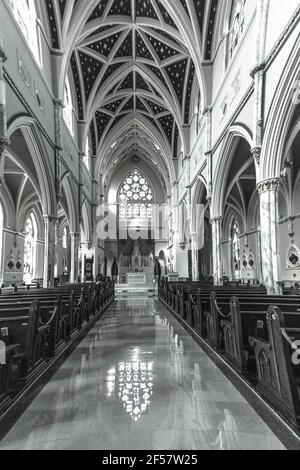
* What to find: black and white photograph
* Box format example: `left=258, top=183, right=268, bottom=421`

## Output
left=0, top=0, right=299, bottom=453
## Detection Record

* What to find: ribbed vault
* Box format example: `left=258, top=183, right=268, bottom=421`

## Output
left=44, top=0, right=219, bottom=187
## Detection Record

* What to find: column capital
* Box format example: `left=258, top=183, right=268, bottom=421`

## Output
left=82, top=241, right=93, bottom=250
left=257, top=178, right=281, bottom=195
left=70, top=232, right=80, bottom=238
left=251, top=146, right=261, bottom=165
left=0, top=31, right=7, bottom=62
left=53, top=98, right=64, bottom=108
left=190, top=232, right=199, bottom=240
left=43, top=215, right=58, bottom=223
left=0, top=137, right=10, bottom=157
left=203, top=106, right=212, bottom=116
left=0, top=47, right=7, bottom=63
left=211, top=216, right=223, bottom=224
left=250, top=60, right=266, bottom=79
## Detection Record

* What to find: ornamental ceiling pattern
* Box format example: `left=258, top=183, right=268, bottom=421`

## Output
left=45, top=0, right=218, bottom=171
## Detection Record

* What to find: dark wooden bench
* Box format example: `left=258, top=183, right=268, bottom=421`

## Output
left=249, top=305, right=300, bottom=427
left=204, top=293, right=300, bottom=372
left=158, top=278, right=300, bottom=429
left=0, top=280, right=115, bottom=416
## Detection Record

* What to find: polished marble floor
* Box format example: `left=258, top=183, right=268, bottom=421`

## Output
left=0, top=297, right=285, bottom=450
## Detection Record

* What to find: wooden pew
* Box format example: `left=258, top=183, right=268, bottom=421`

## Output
left=205, top=294, right=300, bottom=373
left=0, top=280, right=115, bottom=406
left=158, top=278, right=300, bottom=429
left=0, top=344, right=18, bottom=414
left=0, top=301, right=54, bottom=385
left=249, top=305, right=300, bottom=427
left=0, top=290, right=81, bottom=350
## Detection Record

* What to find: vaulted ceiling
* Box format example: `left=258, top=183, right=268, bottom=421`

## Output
left=45, top=0, right=219, bottom=185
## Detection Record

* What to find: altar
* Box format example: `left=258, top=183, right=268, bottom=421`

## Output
left=118, top=240, right=154, bottom=286
left=127, top=273, right=146, bottom=285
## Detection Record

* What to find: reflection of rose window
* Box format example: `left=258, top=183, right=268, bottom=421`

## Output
left=117, top=362, right=154, bottom=421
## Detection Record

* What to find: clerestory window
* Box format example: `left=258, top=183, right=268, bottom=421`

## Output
left=9, top=0, right=42, bottom=67
left=227, top=0, right=246, bottom=65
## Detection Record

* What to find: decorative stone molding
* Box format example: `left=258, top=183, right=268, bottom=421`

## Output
left=257, top=178, right=281, bottom=194
left=251, top=147, right=261, bottom=165
left=53, top=98, right=65, bottom=109
left=0, top=136, right=10, bottom=157
left=250, top=60, right=266, bottom=78
left=82, top=241, right=93, bottom=251
left=43, top=215, right=58, bottom=224
left=211, top=216, right=223, bottom=224
left=287, top=243, right=300, bottom=269
left=0, top=45, right=7, bottom=62
left=70, top=232, right=81, bottom=238
left=203, top=106, right=212, bottom=116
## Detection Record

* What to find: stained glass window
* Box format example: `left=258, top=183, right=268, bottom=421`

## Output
left=84, top=139, right=90, bottom=171
left=0, top=202, right=3, bottom=277
left=63, top=227, right=68, bottom=249
left=232, top=219, right=241, bottom=280
left=228, top=0, right=246, bottom=62
left=9, top=0, right=42, bottom=67
left=63, top=75, right=74, bottom=135
left=24, top=213, right=36, bottom=284
left=119, top=170, right=153, bottom=219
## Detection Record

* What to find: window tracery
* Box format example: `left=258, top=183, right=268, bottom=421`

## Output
left=63, top=75, right=74, bottom=135
left=232, top=219, right=241, bottom=280
left=84, top=139, right=91, bottom=171
left=0, top=202, right=3, bottom=277
left=119, top=170, right=153, bottom=219
left=227, top=0, right=246, bottom=64
left=23, top=213, right=37, bottom=284
left=9, top=0, right=42, bottom=67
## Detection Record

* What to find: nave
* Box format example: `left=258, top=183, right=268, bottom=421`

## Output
left=0, top=297, right=285, bottom=451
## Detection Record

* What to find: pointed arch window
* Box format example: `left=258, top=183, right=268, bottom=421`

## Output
left=63, top=75, right=74, bottom=135
left=24, top=213, right=37, bottom=284
left=227, top=0, right=246, bottom=64
left=231, top=219, right=241, bottom=280
left=84, top=139, right=91, bottom=171
left=63, top=227, right=68, bottom=249
left=119, top=169, right=153, bottom=219
left=9, top=0, right=42, bottom=67
left=0, top=202, right=3, bottom=281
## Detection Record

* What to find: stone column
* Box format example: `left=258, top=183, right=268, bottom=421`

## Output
left=54, top=99, right=64, bottom=199
left=191, top=232, right=199, bottom=281
left=172, top=182, right=179, bottom=273
left=250, top=62, right=265, bottom=166
left=211, top=216, right=223, bottom=286
left=78, top=151, right=85, bottom=225
left=43, top=216, right=57, bottom=288
left=70, top=232, right=80, bottom=283
left=0, top=33, right=9, bottom=184
left=250, top=0, right=270, bottom=166
left=257, top=179, right=282, bottom=295
left=80, top=241, right=93, bottom=282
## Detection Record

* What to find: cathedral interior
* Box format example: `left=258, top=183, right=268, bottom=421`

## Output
left=0, top=0, right=300, bottom=452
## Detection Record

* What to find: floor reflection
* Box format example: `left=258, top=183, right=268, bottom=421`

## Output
left=0, top=298, right=285, bottom=450
left=117, top=361, right=154, bottom=421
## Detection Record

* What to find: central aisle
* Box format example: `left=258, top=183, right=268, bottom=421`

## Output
left=0, top=298, right=285, bottom=450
